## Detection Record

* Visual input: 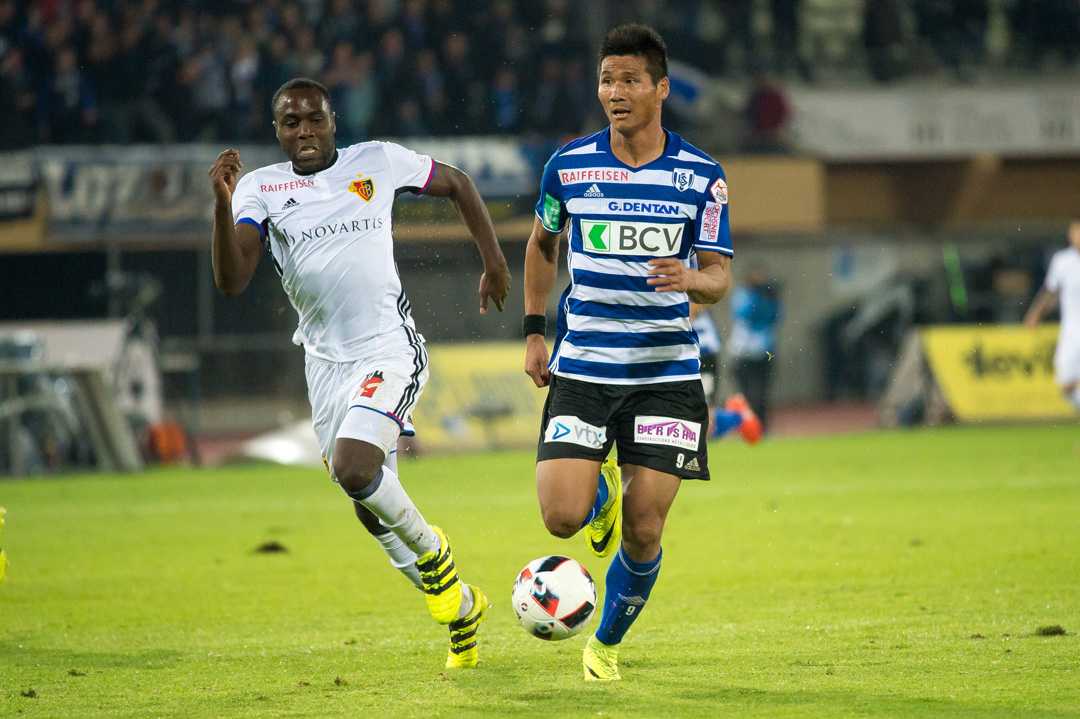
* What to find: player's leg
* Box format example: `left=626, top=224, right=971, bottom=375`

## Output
left=1063, top=382, right=1080, bottom=411
left=583, top=379, right=709, bottom=681
left=536, top=458, right=605, bottom=538
left=583, top=464, right=681, bottom=681
left=535, top=376, right=621, bottom=556
left=1056, top=344, right=1080, bottom=411
left=307, top=355, right=423, bottom=583
left=334, top=412, right=472, bottom=627
left=348, top=449, right=423, bottom=589
left=720, top=394, right=763, bottom=443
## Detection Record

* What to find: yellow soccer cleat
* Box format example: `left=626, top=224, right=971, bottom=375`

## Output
left=583, top=635, right=621, bottom=681
left=586, top=458, right=622, bottom=558
left=415, top=525, right=463, bottom=624
left=445, top=585, right=489, bottom=668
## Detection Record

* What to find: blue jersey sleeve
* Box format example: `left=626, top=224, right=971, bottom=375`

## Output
left=534, top=151, right=567, bottom=233
left=693, top=165, right=732, bottom=256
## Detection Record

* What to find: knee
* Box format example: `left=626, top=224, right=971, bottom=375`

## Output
left=333, top=454, right=381, bottom=497
left=622, top=513, right=664, bottom=556
left=540, top=505, right=583, bottom=539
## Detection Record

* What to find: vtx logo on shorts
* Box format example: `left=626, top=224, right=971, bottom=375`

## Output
left=580, top=220, right=684, bottom=256
left=544, top=415, right=607, bottom=449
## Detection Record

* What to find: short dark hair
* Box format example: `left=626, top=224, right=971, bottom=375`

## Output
left=597, top=24, right=668, bottom=85
left=272, top=78, right=333, bottom=116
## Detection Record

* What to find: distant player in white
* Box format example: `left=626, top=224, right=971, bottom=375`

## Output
left=208, top=79, right=511, bottom=668
left=1025, top=220, right=1080, bottom=411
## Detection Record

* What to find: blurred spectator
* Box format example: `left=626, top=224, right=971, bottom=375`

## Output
left=718, top=0, right=757, bottom=74
left=230, top=35, right=259, bottom=141
left=319, top=0, right=361, bottom=50
left=8, top=0, right=1080, bottom=145
left=393, top=97, right=428, bottom=136
left=863, top=0, right=907, bottom=82
left=38, top=45, right=97, bottom=143
left=0, top=47, right=35, bottom=149
left=915, top=0, right=988, bottom=77
left=491, top=67, right=519, bottom=134
left=292, top=27, right=325, bottom=80
left=727, top=266, right=783, bottom=430
left=743, top=69, right=790, bottom=153
left=771, top=0, right=804, bottom=77
left=400, top=0, right=429, bottom=52
left=188, top=42, right=230, bottom=141
left=414, top=48, right=448, bottom=134
left=334, top=51, right=379, bottom=142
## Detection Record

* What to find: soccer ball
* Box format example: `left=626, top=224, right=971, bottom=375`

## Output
left=512, top=555, right=597, bottom=640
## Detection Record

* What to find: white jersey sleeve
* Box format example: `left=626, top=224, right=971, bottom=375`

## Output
left=231, top=171, right=269, bottom=243
left=380, top=142, right=435, bottom=194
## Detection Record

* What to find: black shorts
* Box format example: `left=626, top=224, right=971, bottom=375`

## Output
left=536, top=374, right=710, bottom=480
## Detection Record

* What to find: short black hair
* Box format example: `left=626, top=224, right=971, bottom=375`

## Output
left=597, top=24, right=668, bottom=85
left=272, top=78, right=333, bottom=116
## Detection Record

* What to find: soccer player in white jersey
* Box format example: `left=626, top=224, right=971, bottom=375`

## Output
left=1025, top=220, right=1080, bottom=412
left=522, top=25, right=733, bottom=681
left=208, top=79, right=511, bottom=668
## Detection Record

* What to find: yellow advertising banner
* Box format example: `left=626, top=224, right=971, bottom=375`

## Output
left=411, top=342, right=548, bottom=452
left=921, top=324, right=1074, bottom=420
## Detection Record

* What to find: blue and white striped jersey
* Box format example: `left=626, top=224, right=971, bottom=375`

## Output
left=535, top=128, right=733, bottom=385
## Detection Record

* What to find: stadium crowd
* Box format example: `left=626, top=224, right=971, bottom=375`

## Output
left=1, top=0, right=1079, bottom=148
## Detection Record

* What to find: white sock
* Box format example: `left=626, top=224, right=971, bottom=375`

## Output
left=1070, top=387, right=1080, bottom=412
left=373, top=530, right=423, bottom=590
left=457, top=584, right=474, bottom=618
left=353, top=465, right=439, bottom=556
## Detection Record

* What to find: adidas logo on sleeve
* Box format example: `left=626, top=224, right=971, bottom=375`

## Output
left=583, top=184, right=604, bottom=198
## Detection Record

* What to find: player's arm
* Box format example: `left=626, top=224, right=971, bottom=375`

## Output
left=209, top=149, right=262, bottom=296
left=523, top=217, right=562, bottom=388
left=424, top=162, right=511, bottom=314
left=1024, top=287, right=1059, bottom=327
left=647, top=250, right=731, bottom=304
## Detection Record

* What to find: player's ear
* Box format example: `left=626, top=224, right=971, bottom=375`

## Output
left=657, top=76, right=670, bottom=102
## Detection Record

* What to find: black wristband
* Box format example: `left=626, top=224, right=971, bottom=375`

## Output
left=522, top=314, right=547, bottom=338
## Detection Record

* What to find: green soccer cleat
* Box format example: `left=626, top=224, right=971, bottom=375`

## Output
left=586, top=458, right=622, bottom=558
left=416, top=525, right=463, bottom=624
left=445, top=585, right=489, bottom=668
left=583, top=635, right=621, bottom=681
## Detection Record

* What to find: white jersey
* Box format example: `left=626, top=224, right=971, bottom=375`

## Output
left=231, top=142, right=435, bottom=362
left=1045, top=247, right=1080, bottom=349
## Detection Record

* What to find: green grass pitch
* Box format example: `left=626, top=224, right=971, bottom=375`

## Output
left=1, top=425, right=1078, bottom=718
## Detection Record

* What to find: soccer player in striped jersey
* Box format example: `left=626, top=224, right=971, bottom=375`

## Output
left=209, top=79, right=511, bottom=668
left=522, top=25, right=733, bottom=681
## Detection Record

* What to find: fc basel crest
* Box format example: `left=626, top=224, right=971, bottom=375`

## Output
left=349, top=174, right=374, bottom=201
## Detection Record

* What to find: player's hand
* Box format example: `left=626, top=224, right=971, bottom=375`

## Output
left=209, top=149, right=242, bottom=206
left=479, top=263, right=511, bottom=314
left=646, top=257, right=695, bottom=293
left=524, top=335, right=551, bottom=388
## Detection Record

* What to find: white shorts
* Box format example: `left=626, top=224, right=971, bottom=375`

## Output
left=305, top=343, right=429, bottom=478
left=1055, top=338, right=1080, bottom=387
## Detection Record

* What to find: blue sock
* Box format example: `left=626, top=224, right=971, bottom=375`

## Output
left=579, top=469, right=609, bottom=528
left=710, top=408, right=742, bottom=438
left=594, top=547, right=662, bottom=646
